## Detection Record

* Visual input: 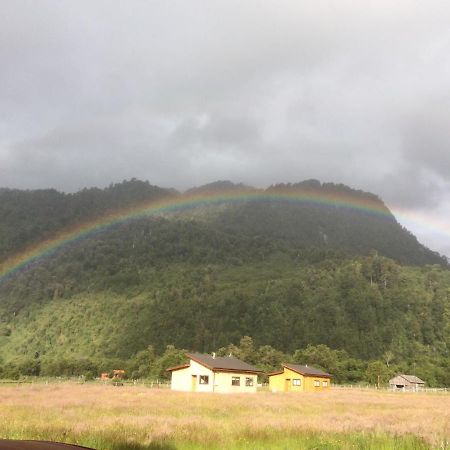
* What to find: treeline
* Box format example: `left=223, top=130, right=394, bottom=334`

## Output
left=1, top=337, right=448, bottom=387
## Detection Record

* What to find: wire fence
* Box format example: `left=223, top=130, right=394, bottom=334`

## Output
left=332, top=384, right=449, bottom=393
left=0, top=377, right=170, bottom=388
left=0, top=378, right=448, bottom=393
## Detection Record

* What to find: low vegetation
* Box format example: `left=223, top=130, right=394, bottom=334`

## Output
left=0, top=383, right=448, bottom=449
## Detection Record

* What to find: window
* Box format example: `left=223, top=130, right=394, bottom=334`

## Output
left=322, top=380, right=328, bottom=387
left=232, top=376, right=240, bottom=386
left=199, top=375, right=209, bottom=385
left=245, top=377, right=254, bottom=387
left=292, top=379, right=301, bottom=386
left=314, top=380, right=320, bottom=387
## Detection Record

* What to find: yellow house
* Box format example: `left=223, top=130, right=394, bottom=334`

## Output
left=268, top=363, right=332, bottom=393
left=167, top=353, right=262, bottom=393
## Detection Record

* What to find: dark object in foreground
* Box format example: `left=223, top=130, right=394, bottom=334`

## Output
left=0, top=440, right=95, bottom=450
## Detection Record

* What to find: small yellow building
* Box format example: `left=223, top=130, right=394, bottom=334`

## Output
left=268, top=363, right=332, bottom=393
left=167, top=353, right=262, bottom=393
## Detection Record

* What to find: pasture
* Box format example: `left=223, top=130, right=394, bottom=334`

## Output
left=0, top=382, right=448, bottom=449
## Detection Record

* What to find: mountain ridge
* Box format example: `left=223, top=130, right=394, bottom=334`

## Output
left=0, top=178, right=445, bottom=267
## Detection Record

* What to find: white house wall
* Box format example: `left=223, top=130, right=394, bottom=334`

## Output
left=214, top=372, right=257, bottom=393
left=170, top=360, right=257, bottom=393
left=170, top=360, right=214, bottom=392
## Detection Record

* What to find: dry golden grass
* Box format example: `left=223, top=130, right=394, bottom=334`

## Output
left=0, top=382, right=448, bottom=449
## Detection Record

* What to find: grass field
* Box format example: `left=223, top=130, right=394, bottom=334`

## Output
left=0, top=383, right=449, bottom=450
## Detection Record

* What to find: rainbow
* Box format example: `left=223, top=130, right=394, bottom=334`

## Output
left=0, top=188, right=443, bottom=284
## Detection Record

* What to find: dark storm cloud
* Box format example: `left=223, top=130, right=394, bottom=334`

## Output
left=1, top=0, right=450, bottom=254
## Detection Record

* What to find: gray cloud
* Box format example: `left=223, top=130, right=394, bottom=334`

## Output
left=399, top=95, right=450, bottom=178
left=1, top=0, right=450, bottom=255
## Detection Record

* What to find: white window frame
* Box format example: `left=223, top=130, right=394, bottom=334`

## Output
left=199, top=375, right=209, bottom=385
left=231, top=376, right=241, bottom=386
left=292, top=379, right=301, bottom=386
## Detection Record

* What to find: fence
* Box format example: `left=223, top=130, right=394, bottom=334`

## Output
left=0, top=377, right=171, bottom=388
left=332, top=384, right=449, bottom=393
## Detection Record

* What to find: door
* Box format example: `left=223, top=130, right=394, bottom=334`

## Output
left=191, top=375, right=197, bottom=392
left=284, top=379, right=290, bottom=392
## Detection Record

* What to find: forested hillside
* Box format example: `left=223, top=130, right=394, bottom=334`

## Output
left=0, top=179, right=445, bottom=266
left=0, top=179, right=448, bottom=385
left=0, top=179, right=173, bottom=260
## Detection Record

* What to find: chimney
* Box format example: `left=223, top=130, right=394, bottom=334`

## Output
left=212, top=352, right=216, bottom=359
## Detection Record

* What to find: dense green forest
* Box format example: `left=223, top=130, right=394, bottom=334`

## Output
left=0, top=179, right=445, bottom=266
left=0, top=180, right=448, bottom=386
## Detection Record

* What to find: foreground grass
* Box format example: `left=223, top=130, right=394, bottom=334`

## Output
left=0, top=383, right=448, bottom=449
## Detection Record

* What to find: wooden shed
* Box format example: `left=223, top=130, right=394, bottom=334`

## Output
left=389, top=374, right=425, bottom=391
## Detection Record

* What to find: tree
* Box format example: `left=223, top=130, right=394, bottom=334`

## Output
left=383, top=350, right=395, bottom=368
left=217, top=336, right=257, bottom=364
left=155, top=345, right=187, bottom=380
left=366, top=361, right=390, bottom=387
left=257, top=345, right=286, bottom=377
left=293, top=344, right=339, bottom=374
left=127, top=345, right=156, bottom=379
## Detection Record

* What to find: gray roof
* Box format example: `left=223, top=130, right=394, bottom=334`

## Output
left=187, top=353, right=262, bottom=373
left=284, top=363, right=332, bottom=378
left=399, top=374, right=425, bottom=384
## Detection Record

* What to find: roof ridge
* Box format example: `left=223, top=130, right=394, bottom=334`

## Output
left=282, top=362, right=332, bottom=377
left=186, top=352, right=262, bottom=373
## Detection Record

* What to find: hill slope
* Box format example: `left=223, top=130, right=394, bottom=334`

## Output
left=0, top=179, right=449, bottom=384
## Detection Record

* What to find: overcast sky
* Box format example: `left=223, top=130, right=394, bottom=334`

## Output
left=1, top=0, right=449, bottom=256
